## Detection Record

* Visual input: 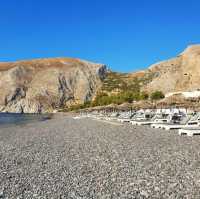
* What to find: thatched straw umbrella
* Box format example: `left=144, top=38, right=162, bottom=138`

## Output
left=118, top=103, right=132, bottom=111
left=131, top=100, right=154, bottom=110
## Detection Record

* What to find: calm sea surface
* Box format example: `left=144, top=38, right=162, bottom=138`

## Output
left=0, top=113, right=51, bottom=126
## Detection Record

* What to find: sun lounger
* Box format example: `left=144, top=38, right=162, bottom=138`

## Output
left=162, top=121, right=199, bottom=130
left=131, top=120, right=153, bottom=125
left=150, top=113, right=196, bottom=129
left=160, top=115, right=192, bottom=130
left=178, top=128, right=200, bottom=136
left=130, top=113, right=154, bottom=125
left=118, top=118, right=131, bottom=123
left=73, top=116, right=81, bottom=119
left=150, top=118, right=170, bottom=128
left=117, top=113, right=136, bottom=123
left=131, top=114, right=166, bottom=126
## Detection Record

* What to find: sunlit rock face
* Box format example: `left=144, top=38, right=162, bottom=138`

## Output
left=142, top=45, right=200, bottom=94
left=0, top=58, right=107, bottom=113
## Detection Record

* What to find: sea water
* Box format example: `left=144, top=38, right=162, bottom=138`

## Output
left=0, top=113, right=51, bottom=126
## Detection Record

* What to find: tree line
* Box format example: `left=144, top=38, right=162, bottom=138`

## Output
left=67, top=90, right=165, bottom=111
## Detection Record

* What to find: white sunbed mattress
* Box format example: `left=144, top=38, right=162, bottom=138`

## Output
left=178, top=128, right=200, bottom=136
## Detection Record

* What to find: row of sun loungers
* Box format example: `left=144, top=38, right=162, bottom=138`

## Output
left=74, top=109, right=200, bottom=136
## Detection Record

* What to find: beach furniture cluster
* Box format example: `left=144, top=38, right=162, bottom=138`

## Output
left=73, top=108, right=200, bottom=137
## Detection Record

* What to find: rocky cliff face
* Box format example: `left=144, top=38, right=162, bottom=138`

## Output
left=142, top=45, right=200, bottom=94
left=0, top=58, right=107, bottom=113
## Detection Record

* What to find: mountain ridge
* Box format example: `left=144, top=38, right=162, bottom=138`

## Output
left=0, top=58, right=107, bottom=113
left=1, top=45, right=200, bottom=112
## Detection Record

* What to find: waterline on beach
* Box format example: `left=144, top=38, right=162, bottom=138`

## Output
left=0, top=113, right=52, bottom=126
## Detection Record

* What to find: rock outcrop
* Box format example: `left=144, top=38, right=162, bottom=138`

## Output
left=142, top=45, right=200, bottom=94
left=0, top=58, right=107, bottom=113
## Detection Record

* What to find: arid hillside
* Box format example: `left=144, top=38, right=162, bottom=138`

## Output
left=93, top=45, right=200, bottom=109
left=142, top=45, right=200, bottom=94
left=0, top=58, right=107, bottom=113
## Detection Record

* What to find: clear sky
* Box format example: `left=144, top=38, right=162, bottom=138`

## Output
left=0, top=0, right=199, bottom=72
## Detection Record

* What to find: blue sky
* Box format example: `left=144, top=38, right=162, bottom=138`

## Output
left=0, top=0, right=199, bottom=72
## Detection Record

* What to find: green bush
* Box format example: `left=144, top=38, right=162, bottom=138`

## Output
left=150, top=91, right=165, bottom=100
left=140, top=92, right=149, bottom=100
left=91, top=91, right=145, bottom=107
left=123, top=92, right=134, bottom=103
left=67, top=90, right=151, bottom=111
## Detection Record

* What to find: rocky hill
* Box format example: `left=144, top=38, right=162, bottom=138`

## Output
left=0, top=58, right=107, bottom=113
left=97, top=45, right=200, bottom=107
left=142, top=45, right=200, bottom=94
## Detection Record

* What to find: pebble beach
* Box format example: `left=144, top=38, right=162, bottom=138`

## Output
left=1, top=115, right=200, bottom=198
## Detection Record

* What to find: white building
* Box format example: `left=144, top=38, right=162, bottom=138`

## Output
left=166, top=91, right=200, bottom=98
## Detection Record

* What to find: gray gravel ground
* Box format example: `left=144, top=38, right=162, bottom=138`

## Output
left=1, top=115, right=200, bottom=198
